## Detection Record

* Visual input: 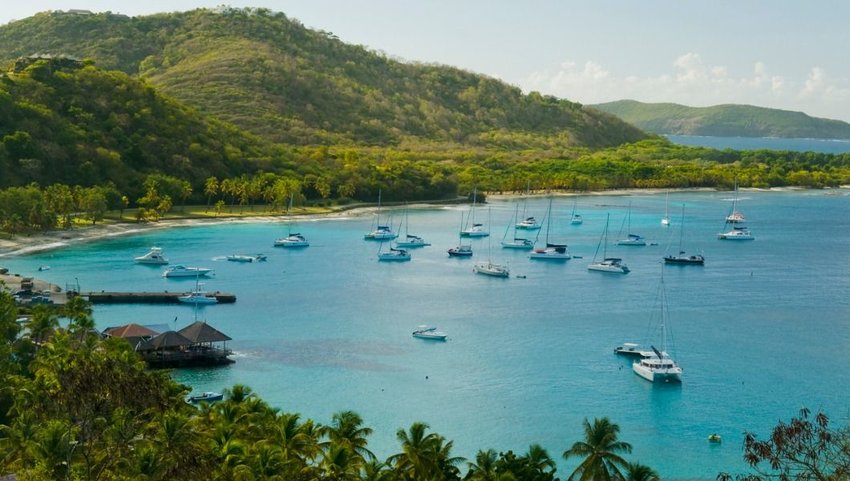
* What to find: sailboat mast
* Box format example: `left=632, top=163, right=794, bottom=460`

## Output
left=544, top=198, right=552, bottom=245
left=678, top=204, right=685, bottom=251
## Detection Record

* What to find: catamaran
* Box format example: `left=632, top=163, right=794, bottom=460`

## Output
left=632, top=272, right=683, bottom=383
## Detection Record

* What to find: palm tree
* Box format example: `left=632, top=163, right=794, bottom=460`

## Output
left=624, top=462, right=659, bottom=481
left=524, top=443, right=556, bottom=476
left=323, top=410, right=375, bottom=463
left=466, top=449, right=499, bottom=480
left=387, top=422, right=443, bottom=480
left=562, top=417, right=632, bottom=481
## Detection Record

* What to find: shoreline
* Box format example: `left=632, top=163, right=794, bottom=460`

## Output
left=0, top=186, right=844, bottom=258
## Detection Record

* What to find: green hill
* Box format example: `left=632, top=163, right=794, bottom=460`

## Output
left=0, top=56, right=278, bottom=195
left=591, top=99, right=850, bottom=139
left=0, top=8, right=647, bottom=148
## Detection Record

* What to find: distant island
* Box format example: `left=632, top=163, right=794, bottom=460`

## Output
left=591, top=99, right=850, bottom=140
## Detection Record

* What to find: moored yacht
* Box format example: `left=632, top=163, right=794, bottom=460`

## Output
left=378, top=246, right=411, bottom=262
left=412, top=325, right=448, bottom=341
left=473, top=261, right=510, bottom=278
left=274, top=233, right=310, bottom=248
left=633, top=347, right=683, bottom=383
left=162, top=265, right=214, bottom=278
left=135, top=247, right=169, bottom=265
left=588, top=257, right=630, bottom=274
left=718, top=226, right=754, bottom=240
left=516, top=217, right=541, bottom=230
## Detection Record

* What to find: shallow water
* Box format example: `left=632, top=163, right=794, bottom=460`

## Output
left=5, top=189, right=850, bottom=480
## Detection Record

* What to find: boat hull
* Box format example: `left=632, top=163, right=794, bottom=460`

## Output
left=447, top=247, right=473, bottom=257
left=617, top=239, right=646, bottom=246
left=664, top=254, right=704, bottom=265
left=633, top=363, right=683, bottom=383
left=501, top=240, right=534, bottom=250
left=162, top=268, right=213, bottom=278
left=529, top=250, right=571, bottom=260
left=473, top=263, right=509, bottom=277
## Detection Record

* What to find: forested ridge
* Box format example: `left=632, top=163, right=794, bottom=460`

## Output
left=593, top=99, right=850, bottom=139
left=0, top=7, right=647, bottom=148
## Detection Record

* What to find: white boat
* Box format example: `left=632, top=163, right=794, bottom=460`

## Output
left=516, top=216, right=541, bottom=230
left=448, top=212, right=473, bottom=257
left=661, top=191, right=671, bottom=226
left=631, top=273, right=682, bottom=383
left=529, top=198, right=571, bottom=260
left=718, top=226, right=754, bottom=240
left=378, top=245, right=411, bottom=262
left=135, top=247, right=169, bottom=265
left=188, top=391, right=223, bottom=403
left=275, top=192, right=310, bottom=247
left=395, top=205, right=431, bottom=248
left=178, top=283, right=218, bottom=305
left=617, top=201, right=646, bottom=246
left=501, top=205, right=534, bottom=250
left=226, top=254, right=266, bottom=262
left=725, top=181, right=746, bottom=223
left=412, top=325, right=447, bottom=341
left=665, top=205, right=705, bottom=265
left=473, top=261, right=510, bottom=277
left=588, top=214, right=630, bottom=274
left=614, top=343, right=646, bottom=357
left=474, top=209, right=509, bottom=277
left=364, top=189, right=398, bottom=240
left=570, top=198, right=583, bottom=225
left=162, top=265, right=214, bottom=278
left=460, top=189, right=489, bottom=237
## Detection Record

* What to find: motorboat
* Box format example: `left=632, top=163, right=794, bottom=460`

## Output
left=274, top=233, right=310, bottom=248
left=664, top=251, right=705, bottom=265
left=178, top=289, right=218, bottom=305
left=588, top=257, right=630, bottom=274
left=718, top=226, right=754, bottom=240
left=617, top=233, right=647, bottom=246
left=473, top=261, right=510, bottom=278
left=448, top=244, right=473, bottom=257
left=614, top=343, right=646, bottom=358
left=516, top=216, right=541, bottom=230
left=188, top=391, right=224, bottom=403
left=226, top=254, right=267, bottom=262
left=162, top=265, right=214, bottom=278
left=412, top=325, right=447, bottom=341
left=529, top=243, right=571, bottom=260
left=378, top=247, right=411, bottom=261
left=135, top=247, right=169, bottom=265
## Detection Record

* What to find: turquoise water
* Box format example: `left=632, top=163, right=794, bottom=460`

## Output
left=667, top=134, right=850, bottom=153
left=4, top=190, right=850, bottom=480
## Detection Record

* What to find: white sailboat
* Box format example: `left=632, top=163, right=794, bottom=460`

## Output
left=718, top=183, right=754, bottom=240
left=178, top=280, right=218, bottom=305
left=394, top=204, right=431, bottom=248
left=588, top=213, right=630, bottom=274
left=377, top=243, right=411, bottom=262
left=501, top=204, right=534, bottom=250
left=275, top=192, right=309, bottom=248
left=661, top=191, right=671, bottom=226
left=725, top=181, right=746, bottom=223
left=516, top=182, right=541, bottom=230
left=474, top=209, right=509, bottom=277
left=570, top=198, right=583, bottom=225
left=460, top=189, right=489, bottom=237
left=529, top=198, right=570, bottom=260
left=632, top=272, right=683, bottom=383
left=617, top=201, right=646, bottom=246
left=364, top=189, right=398, bottom=240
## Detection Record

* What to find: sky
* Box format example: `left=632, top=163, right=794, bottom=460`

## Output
left=3, top=1, right=850, bottom=122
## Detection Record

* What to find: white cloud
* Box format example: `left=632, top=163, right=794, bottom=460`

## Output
left=523, top=54, right=850, bottom=122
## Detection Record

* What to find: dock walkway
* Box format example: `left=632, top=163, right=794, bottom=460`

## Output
left=82, top=291, right=236, bottom=304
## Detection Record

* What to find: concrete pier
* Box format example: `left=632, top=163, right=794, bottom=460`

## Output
left=82, top=291, right=236, bottom=304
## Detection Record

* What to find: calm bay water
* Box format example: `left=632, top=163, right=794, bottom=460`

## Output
left=667, top=134, right=850, bottom=153
left=4, top=190, right=850, bottom=480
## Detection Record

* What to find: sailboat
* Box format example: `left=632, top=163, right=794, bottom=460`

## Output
left=274, top=192, right=310, bottom=248
left=664, top=205, right=705, bottom=265
left=448, top=212, right=473, bottom=257
left=178, top=280, right=218, bottom=305
left=460, top=189, right=489, bottom=237
left=588, top=214, right=630, bottom=274
left=394, top=204, right=431, bottom=248
left=529, top=198, right=570, bottom=260
left=725, top=181, right=746, bottom=223
left=617, top=201, right=646, bottom=246
left=661, top=191, right=671, bottom=226
left=377, top=242, right=411, bottom=262
left=501, top=204, right=534, bottom=250
left=632, top=271, right=683, bottom=383
left=570, top=198, right=583, bottom=225
left=516, top=182, right=541, bottom=230
left=364, top=189, right=398, bottom=240
left=474, top=209, right=509, bottom=277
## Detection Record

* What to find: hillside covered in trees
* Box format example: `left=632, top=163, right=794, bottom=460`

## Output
left=0, top=7, right=648, bottom=148
left=592, top=99, right=850, bottom=139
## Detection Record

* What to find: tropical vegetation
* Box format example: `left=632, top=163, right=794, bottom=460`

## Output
left=592, top=100, right=850, bottom=139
